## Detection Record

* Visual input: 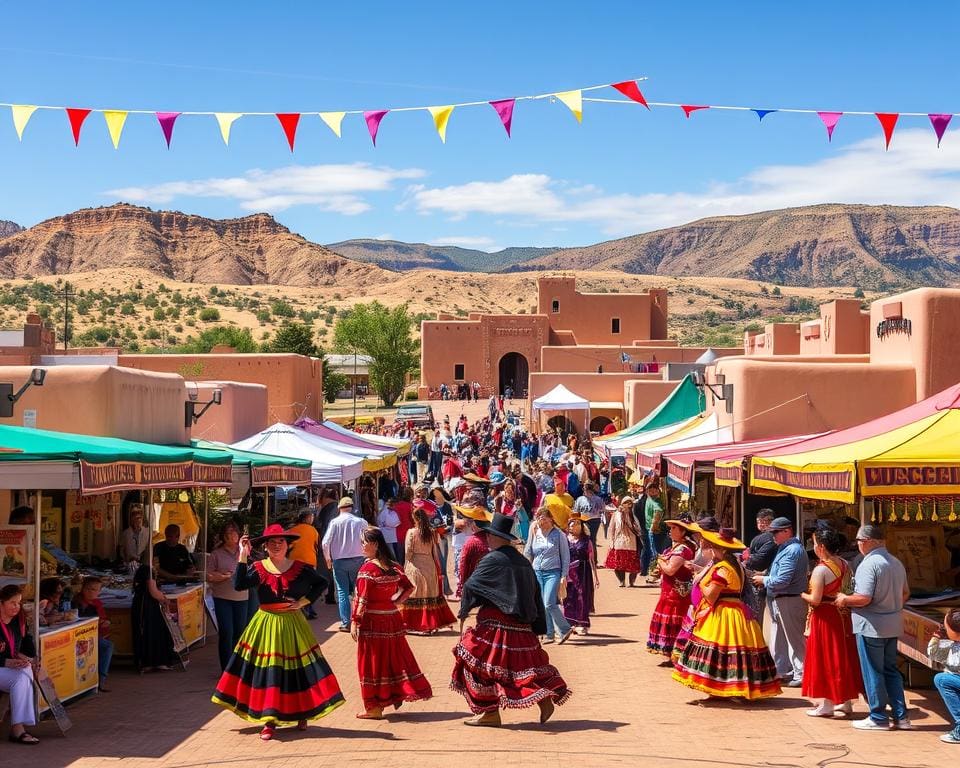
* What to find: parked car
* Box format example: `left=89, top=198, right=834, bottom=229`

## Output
left=395, top=403, right=436, bottom=428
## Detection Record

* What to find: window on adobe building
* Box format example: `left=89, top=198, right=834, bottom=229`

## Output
left=454, top=364, right=465, bottom=380
left=611, top=318, right=621, bottom=334
left=551, top=299, right=560, bottom=313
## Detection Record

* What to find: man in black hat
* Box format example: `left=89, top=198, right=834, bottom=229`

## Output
left=451, top=512, right=570, bottom=727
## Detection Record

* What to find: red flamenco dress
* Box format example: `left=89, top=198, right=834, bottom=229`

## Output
left=647, top=542, right=694, bottom=656
left=801, top=559, right=864, bottom=704
left=353, top=560, right=433, bottom=711
left=212, top=560, right=344, bottom=725
left=451, top=546, right=571, bottom=713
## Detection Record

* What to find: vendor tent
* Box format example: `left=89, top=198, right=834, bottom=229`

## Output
left=230, top=423, right=364, bottom=484
left=320, top=419, right=412, bottom=456
left=532, top=384, right=589, bottom=411
left=749, top=383, right=960, bottom=503
left=294, top=417, right=401, bottom=470
left=192, top=439, right=312, bottom=488
left=633, top=413, right=733, bottom=471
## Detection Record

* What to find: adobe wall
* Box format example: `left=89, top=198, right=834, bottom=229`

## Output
left=541, top=345, right=742, bottom=373
left=119, top=353, right=322, bottom=423
left=744, top=323, right=801, bottom=356
left=868, top=288, right=960, bottom=400
left=0, top=365, right=189, bottom=443
left=623, top=379, right=686, bottom=426
left=709, top=358, right=917, bottom=441
left=190, top=381, right=268, bottom=444
left=799, top=300, right=870, bottom=356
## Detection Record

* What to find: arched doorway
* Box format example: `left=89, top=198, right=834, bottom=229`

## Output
left=498, top=352, right=529, bottom=397
left=546, top=414, right=579, bottom=436
left=590, top=415, right=613, bottom=433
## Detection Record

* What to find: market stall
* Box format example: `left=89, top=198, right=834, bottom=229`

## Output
left=230, top=422, right=364, bottom=484
left=532, top=383, right=590, bottom=438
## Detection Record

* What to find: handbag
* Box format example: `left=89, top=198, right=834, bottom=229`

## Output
left=738, top=563, right=764, bottom=621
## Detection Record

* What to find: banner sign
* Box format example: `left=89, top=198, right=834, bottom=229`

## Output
left=250, top=465, right=312, bottom=487
left=39, top=618, right=98, bottom=714
left=665, top=458, right=693, bottom=492
left=750, top=460, right=856, bottom=503
left=859, top=463, right=960, bottom=498
left=714, top=461, right=743, bottom=488
left=79, top=460, right=232, bottom=493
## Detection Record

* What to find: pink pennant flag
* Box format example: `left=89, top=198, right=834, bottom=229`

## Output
left=817, top=111, right=842, bottom=142
left=363, top=110, right=388, bottom=146
left=611, top=81, right=649, bottom=109
left=875, top=112, right=899, bottom=150
left=489, top=98, right=515, bottom=137
left=156, top=112, right=181, bottom=148
left=928, top=113, right=952, bottom=147
left=680, top=105, right=709, bottom=119
left=276, top=113, right=301, bottom=151
left=65, top=108, right=91, bottom=146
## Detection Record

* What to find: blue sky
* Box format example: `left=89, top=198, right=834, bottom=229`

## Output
left=2, top=2, right=959, bottom=252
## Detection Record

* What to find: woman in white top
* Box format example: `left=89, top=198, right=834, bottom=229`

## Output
left=377, top=498, right=402, bottom=562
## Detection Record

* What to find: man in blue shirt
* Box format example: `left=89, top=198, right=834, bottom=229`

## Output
left=753, top=517, right=808, bottom=686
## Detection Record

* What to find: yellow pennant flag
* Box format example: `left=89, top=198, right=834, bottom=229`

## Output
left=214, top=113, right=242, bottom=145
left=11, top=105, right=37, bottom=141
left=427, top=105, right=454, bottom=143
left=554, top=89, right=583, bottom=123
left=103, top=110, right=128, bottom=149
left=319, top=111, right=346, bottom=138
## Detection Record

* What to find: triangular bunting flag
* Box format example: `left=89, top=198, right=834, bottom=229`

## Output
left=427, top=105, right=454, bottom=143
left=875, top=112, right=899, bottom=150
left=103, top=110, right=128, bottom=149
left=611, top=81, right=649, bottom=109
left=156, top=112, right=181, bottom=148
left=214, top=113, right=241, bottom=145
left=817, top=111, right=843, bottom=141
left=681, top=105, right=709, bottom=118
left=11, top=105, right=37, bottom=141
left=276, top=113, right=300, bottom=151
left=752, top=109, right=777, bottom=121
left=489, top=99, right=515, bottom=137
left=929, top=113, right=953, bottom=147
left=65, top=108, right=91, bottom=146
left=319, top=111, right=346, bottom=138
left=554, top=90, right=583, bottom=123
left=364, top=110, right=388, bottom=146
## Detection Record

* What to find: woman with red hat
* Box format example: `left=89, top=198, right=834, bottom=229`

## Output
left=211, top=524, right=345, bottom=740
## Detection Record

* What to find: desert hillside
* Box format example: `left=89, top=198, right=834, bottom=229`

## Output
left=0, top=220, right=22, bottom=239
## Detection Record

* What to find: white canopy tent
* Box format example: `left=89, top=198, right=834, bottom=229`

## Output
left=532, top=384, right=589, bottom=411
left=231, top=422, right=364, bottom=484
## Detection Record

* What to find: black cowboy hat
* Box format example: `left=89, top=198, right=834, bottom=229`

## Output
left=476, top=512, right=519, bottom=543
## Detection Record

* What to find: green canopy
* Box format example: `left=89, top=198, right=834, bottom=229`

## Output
left=191, top=439, right=312, bottom=487
left=0, top=424, right=233, bottom=493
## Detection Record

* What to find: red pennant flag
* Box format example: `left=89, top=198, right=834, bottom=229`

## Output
left=611, top=81, right=649, bottom=109
left=364, top=110, right=389, bottom=146
left=817, top=111, right=843, bottom=141
left=276, top=113, right=301, bottom=151
left=929, top=113, right=953, bottom=147
left=65, top=108, right=91, bottom=146
left=681, top=105, right=709, bottom=119
left=489, top=99, right=515, bottom=137
left=156, top=112, right=181, bottom=148
left=875, top=112, right=899, bottom=150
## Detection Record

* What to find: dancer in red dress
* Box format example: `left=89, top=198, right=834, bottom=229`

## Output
left=451, top=512, right=571, bottom=727
left=801, top=527, right=864, bottom=717
left=647, top=520, right=695, bottom=658
left=352, top=527, right=433, bottom=719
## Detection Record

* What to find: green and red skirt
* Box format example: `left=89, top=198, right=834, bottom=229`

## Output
left=212, top=606, right=345, bottom=725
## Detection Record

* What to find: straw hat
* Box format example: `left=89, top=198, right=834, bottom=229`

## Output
left=454, top=504, right=493, bottom=522
left=697, top=526, right=745, bottom=550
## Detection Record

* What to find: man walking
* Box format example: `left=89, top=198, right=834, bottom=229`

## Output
left=573, top=482, right=604, bottom=547
left=835, top=525, right=912, bottom=731
left=742, top=509, right=778, bottom=623
left=321, top=496, right=368, bottom=632
left=753, top=517, right=808, bottom=687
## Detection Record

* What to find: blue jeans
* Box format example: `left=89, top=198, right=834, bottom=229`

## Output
left=535, top=568, right=571, bottom=639
left=98, top=637, right=114, bottom=683
left=856, top=634, right=907, bottom=724
left=213, top=597, right=250, bottom=670
left=646, top=531, right=668, bottom=575
left=333, top=556, right=364, bottom=627
left=935, top=672, right=960, bottom=727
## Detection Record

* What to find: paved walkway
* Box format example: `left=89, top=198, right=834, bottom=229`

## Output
left=18, top=555, right=955, bottom=768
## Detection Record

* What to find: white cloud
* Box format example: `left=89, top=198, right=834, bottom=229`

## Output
left=409, top=129, right=960, bottom=235
left=429, top=235, right=498, bottom=251
left=107, top=163, right=426, bottom=214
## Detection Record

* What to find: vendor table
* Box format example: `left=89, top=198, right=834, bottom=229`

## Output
left=900, top=596, right=960, bottom=667
left=101, top=583, right=205, bottom=656
left=38, top=617, right=99, bottom=710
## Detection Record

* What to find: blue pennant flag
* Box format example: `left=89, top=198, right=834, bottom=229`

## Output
left=752, top=109, right=777, bottom=122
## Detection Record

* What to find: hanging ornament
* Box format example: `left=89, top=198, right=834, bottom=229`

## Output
left=932, top=499, right=939, bottom=522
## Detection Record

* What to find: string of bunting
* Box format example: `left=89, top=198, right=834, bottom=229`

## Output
left=2, top=77, right=956, bottom=150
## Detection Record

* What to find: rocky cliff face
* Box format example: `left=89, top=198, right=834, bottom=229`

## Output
left=509, top=204, right=960, bottom=288
left=0, top=220, right=23, bottom=239
left=0, top=204, right=390, bottom=286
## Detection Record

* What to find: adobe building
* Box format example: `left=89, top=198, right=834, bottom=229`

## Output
left=704, top=287, right=960, bottom=441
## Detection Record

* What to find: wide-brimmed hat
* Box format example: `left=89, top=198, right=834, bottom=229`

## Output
left=252, top=524, right=300, bottom=545
left=697, top=527, right=745, bottom=550
left=488, top=471, right=507, bottom=486
left=454, top=504, right=493, bottom=522
left=463, top=472, right=490, bottom=485
left=337, top=496, right=355, bottom=510
left=665, top=518, right=695, bottom=531
left=476, top=512, right=519, bottom=542
left=689, top=515, right=720, bottom=534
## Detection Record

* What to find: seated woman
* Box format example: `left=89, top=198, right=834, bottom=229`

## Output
left=37, top=577, right=65, bottom=626
left=131, top=563, right=178, bottom=673
left=0, top=584, right=39, bottom=744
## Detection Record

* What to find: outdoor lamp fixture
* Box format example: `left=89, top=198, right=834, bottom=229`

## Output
left=692, top=370, right=734, bottom=414
left=185, top=388, right=222, bottom=427
left=0, top=368, right=46, bottom=418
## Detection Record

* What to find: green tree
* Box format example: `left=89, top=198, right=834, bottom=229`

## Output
left=853, top=287, right=865, bottom=299
left=333, top=302, right=419, bottom=407
left=170, top=326, right=257, bottom=353
left=199, top=307, right=221, bottom=321
left=321, top=356, right=349, bottom=404
left=267, top=322, right=317, bottom=356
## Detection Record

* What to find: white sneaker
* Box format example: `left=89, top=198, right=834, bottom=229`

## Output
left=836, top=701, right=853, bottom=715
left=806, top=703, right=835, bottom=718
left=892, top=718, right=916, bottom=731
left=852, top=717, right=889, bottom=730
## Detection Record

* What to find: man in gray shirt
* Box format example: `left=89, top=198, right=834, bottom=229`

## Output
left=835, top=524, right=912, bottom=731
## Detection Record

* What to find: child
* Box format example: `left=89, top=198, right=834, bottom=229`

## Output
left=74, top=576, right=113, bottom=692
left=928, top=607, right=960, bottom=744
